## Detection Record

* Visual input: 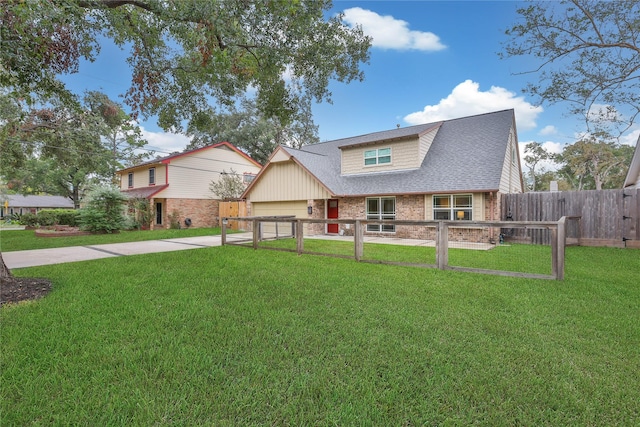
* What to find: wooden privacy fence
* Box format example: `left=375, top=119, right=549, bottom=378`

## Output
left=218, top=201, right=247, bottom=230
left=222, top=217, right=571, bottom=280
left=501, top=189, right=640, bottom=248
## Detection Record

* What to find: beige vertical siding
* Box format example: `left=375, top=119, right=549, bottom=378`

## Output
left=499, top=128, right=524, bottom=194
left=160, top=146, right=261, bottom=199
left=340, top=138, right=421, bottom=175
left=248, top=161, right=331, bottom=202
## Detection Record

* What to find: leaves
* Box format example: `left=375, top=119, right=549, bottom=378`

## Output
left=1, top=0, right=371, bottom=129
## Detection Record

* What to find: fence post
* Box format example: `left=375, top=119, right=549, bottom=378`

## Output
left=355, top=220, right=363, bottom=261
left=556, top=217, right=566, bottom=280
left=252, top=219, right=259, bottom=249
left=436, top=222, right=448, bottom=270
left=221, top=217, right=227, bottom=246
left=296, top=220, right=304, bottom=254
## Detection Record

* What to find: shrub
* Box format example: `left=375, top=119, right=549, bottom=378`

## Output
left=36, top=209, right=79, bottom=226
left=126, top=197, right=153, bottom=230
left=20, top=213, right=39, bottom=227
left=168, top=210, right=181, bottom=229
left=36, top=210, right=57, bottom=226
left=78, top=187, right=127, bottom=233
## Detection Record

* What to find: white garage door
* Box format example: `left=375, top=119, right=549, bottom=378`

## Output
left=252, top=201, right=308, bottom=237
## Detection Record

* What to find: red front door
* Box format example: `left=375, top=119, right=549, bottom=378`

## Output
left=327, top=199, right=339, bottom=234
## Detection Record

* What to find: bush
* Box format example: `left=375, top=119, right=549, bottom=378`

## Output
left=20, top=213, right=39, bottom=227
left=36, top=210, right=57, bottom=226
left=36, top=209, right=79, bottom=226
left=78, top=187, right=127, bottom=233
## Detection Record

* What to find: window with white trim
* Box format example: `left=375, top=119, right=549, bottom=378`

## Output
left=128, top=173, right=133, bottom=188
left=366, top=197, right=396, bottom=232
left=433, top=194, right=472, bottom=220
left=364, top=148, right=391, bottom=166
left=149, top=168, right=155, bottom=185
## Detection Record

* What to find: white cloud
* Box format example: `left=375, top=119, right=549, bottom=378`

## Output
left=621, top=128, right=640, bottom=146
left=518, top=140, right=563, bottom=172
left=140, top=127, right=192, bottom=155
left=342, top=7, right=446, bottom=51
left=539, top=125, right=557, bottom=136
left=403, top=80, right=543, bottom=130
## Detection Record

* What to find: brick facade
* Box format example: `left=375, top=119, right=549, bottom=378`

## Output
left=160, top=198, right=220, bottom=229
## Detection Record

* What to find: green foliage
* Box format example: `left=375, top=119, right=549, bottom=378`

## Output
left=2, top=246, right=639, bottom=425
left=0, top=92, right=149, bottom=206
left=18, top=213, right=38, bottom=227
left=78, top=187, right=127, bottom=233
left=187, top=96, right=319, bottom=164
left=35, top=210, right=57, bottom=226
left=125, top=197, right=153, bottom=230
left=1, top=0, right=371, bottom=131
left=168, top=210, right=181, bottom=229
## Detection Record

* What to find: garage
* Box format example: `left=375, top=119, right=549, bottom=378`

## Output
left=251, top=200, right=308, bottom=237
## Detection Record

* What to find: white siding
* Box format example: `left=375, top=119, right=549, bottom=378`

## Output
left=418, top=127, right=439, bottom=164
left=341, top=138, right=420, bottom=175
left=159, top=146, right=261, bottom=199
left=248, top=161, right=332, bottom=202
left=498, top=128, right=524, bottom=194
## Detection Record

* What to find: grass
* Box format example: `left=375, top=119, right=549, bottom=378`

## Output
left=0, top=228, right=221, bottom=252
left=1, top=244, right=639, bottom=425
left=257, top=237, right=553, bottom=275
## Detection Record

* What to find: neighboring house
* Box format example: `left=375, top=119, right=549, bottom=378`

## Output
left=0, top=195, right=74, bottom=219
left=242, top=109, right=524, bottom=241
left=623, top=135, right=640, bottom=189
left=117, top=142, right=262, bottom=229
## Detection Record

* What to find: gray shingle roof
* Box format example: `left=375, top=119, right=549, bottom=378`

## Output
left=5, top=195, right=74, bottom=209
left=281, top=109, right=516, bottom=196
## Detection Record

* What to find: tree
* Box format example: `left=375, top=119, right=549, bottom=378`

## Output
left=187, top=96, right=319, bottom=164
left=523, top=142, right=554, bottom=191
left=0, top=92, right=148, bottom=206
left=502, top=1, right=640, bottom=137
left=209, top=169, right=246, bottom=200
left=78, top=186, right=128, bottom=233
left=556, top=134, right=633, bottom=190
left=84, top=91, right=150, bottom=174
left=1, top=0, right=371, bottom=130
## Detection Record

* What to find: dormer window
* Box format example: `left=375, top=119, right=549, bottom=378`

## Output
left=364, top=148, right=391, bottom=166
left=149, top=167, right=156, bottom=185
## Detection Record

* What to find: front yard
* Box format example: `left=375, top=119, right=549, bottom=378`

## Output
left=1, top=243, right=638, bottom=425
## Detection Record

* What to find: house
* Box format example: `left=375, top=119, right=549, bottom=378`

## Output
left=241, top=109, right=524, bottom=241
left=623, top=135, right=640, bottom=189
left=0, top=195, right=74, bottom=219
left=117, top=142, right=262, bottom=229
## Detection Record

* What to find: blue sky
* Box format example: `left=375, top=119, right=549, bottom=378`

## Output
left=59, top=1, right=640, bottom=164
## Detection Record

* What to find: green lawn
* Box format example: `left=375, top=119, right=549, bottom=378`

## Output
left=0, top=228, right=221, bottom=252
left=1, top=244, right=638, bottom=425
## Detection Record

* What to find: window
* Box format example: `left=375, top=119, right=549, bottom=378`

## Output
left=149, top=168, right=155, bottom=185
left=433, top=194, right=472, bottom=220
left=128, top=173, right=133, bottom=188
left=243, top=173, right=256, bottom=184
left=366, top=197, right=396, bottom=232
left=364, top=148, right=391, bottom=166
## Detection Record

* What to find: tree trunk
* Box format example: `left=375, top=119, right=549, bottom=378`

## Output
left=0, top=252, right=12, bottom=278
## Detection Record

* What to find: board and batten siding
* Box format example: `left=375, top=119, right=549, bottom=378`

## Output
left=418, top=127, right=439, bottom=165
left=159, top=146, right=261, bottom=199
left=498, top=128, right=523, bottom=194
left=248, top=161, right=332, bottom=203
left=341, top=137, right=420, bottom=175
left=121, top=164, right=167, bottom=190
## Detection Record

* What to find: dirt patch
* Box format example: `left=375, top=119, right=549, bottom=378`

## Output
left=35, top=226, right=91, bottom=238
left=1, top=276, right=52, bottom=306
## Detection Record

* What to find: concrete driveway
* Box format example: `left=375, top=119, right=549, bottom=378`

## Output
left=3, top=235, right=227, bottom=269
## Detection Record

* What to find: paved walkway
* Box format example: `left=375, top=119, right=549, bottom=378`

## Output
left=3, top=235, right=237, bottom=269
left=3, top=232, right=494, bottom=270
